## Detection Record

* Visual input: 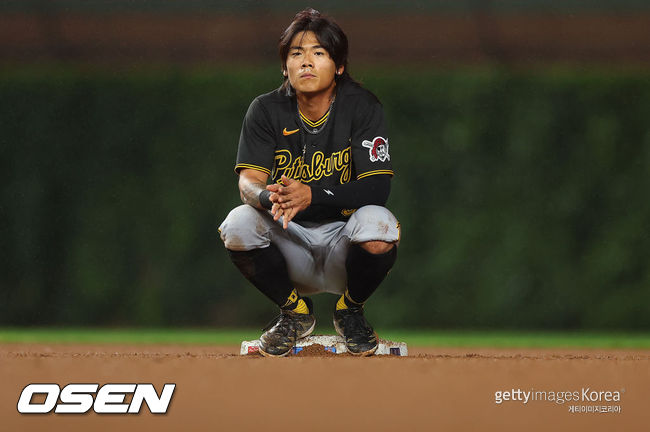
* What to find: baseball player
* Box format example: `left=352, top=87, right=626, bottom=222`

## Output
left=219, top=8, right=400, bottom=357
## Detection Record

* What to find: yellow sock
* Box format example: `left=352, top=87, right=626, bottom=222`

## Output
left=292, top=298, right=309, bottom=314
left=336, top=290, right=362, bottom=311
left=282, top=289, right=309, bottom=314
left=336, top=294, right=348, bottom=310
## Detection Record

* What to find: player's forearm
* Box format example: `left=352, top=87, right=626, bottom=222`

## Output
left=310, top=175, right=391, bottom=209
left=239, top=179, right=267, bottom=209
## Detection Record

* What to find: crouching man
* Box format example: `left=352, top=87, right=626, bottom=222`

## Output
left=219, top=8, right=399, bottom=357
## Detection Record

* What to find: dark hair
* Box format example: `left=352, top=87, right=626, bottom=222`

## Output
left=278, top=8, right=351, bottom=94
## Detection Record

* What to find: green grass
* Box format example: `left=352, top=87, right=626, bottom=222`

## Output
left=0, top=328, right=259, bottom=345
left=2, top=328, right=650, bottom=349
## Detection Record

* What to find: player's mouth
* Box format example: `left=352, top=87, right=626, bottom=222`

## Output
left=300, top=73, right=316, bottom=79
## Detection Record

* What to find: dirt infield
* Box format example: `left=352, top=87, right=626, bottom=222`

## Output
left=2, top=343, right=648, bottom=431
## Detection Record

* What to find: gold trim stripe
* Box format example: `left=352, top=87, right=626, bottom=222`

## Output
left=396, top=222, right=401, bottom=243
left=234, top=163, right=271, bottom=176
left=357, top=170, right=394, bottom=180
left=299, top=109, right=330, bottom=127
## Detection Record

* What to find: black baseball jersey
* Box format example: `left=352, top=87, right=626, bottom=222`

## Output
left=235, top=78, right=393, bottom=222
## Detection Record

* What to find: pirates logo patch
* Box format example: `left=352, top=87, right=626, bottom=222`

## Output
left=361, top=136, right=390, bottom=162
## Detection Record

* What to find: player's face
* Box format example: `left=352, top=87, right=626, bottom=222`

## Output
left=285, top=31, right=343, bottom=97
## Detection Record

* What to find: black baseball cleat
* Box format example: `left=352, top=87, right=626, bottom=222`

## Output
left=259, top=298, right=315, bottom=357
left=333, top=305, right=378, bottom=356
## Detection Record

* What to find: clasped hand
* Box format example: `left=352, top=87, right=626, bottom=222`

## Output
left=267, top=175, right=311, bottom=229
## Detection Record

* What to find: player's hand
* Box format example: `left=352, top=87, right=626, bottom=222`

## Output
left=268, top=192, right=290, bottom=227
left=267, top=191, right=282, bottom=219
left=270, top=199, right=284, bottom=221
left=267, top=175, right=311, bottom=229
left=266, top=183, right=281, bottom=194
left=272, top=175, right=312, bottom=209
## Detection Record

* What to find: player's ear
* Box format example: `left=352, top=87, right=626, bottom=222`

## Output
left=282, top=68, right=288, bottom=77
left=336, top=65, right=344, bottom=76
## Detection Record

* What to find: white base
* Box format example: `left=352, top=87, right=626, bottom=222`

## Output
left=240, top=334, right=408, bottom=356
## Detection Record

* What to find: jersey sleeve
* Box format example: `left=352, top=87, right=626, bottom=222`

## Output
left=234, top=98, right=276, bottom=176
left=351, top=101, right=393, bottom=180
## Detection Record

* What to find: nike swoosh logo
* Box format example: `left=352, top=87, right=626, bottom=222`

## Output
left=283, top=128, right=299, bottom=136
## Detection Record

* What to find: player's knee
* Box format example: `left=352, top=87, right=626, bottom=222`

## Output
left=348, top=205, right=400, bottom=244
left=351, top=205, right=394, bottom=223
left=218, top=205, right=270, bottom=251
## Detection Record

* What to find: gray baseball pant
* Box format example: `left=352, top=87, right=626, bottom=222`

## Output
left=219, top=205, right=400, bottom=295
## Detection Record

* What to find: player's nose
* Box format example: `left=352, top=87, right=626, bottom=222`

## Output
left=302, top=54, right=314, bottom=68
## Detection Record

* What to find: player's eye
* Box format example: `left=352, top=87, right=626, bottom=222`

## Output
left=291, top=51, right=301, bottom=57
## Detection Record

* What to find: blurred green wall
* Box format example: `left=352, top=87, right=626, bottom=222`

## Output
left=2, top=66, right=649, bottom=329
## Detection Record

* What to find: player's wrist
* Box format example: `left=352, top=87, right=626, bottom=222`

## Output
left=259, top=190, right=273, bottom=210
left=309, top=186, right=328, bottom=205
